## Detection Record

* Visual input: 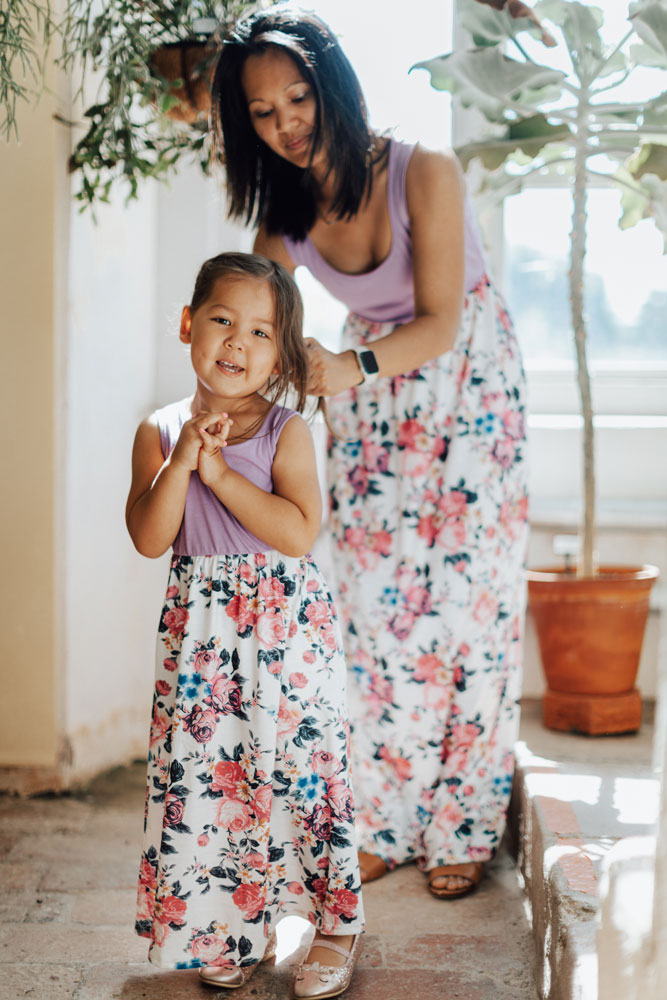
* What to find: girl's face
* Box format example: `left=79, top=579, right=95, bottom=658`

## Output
left=241, top=47, right=326, bottom=173
left=180, top=276, right=280, bottom=404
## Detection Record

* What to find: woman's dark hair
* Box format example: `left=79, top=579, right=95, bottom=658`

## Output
left=190, top=251, right=308, bottom=421
left=212, top=6, right=381, bottom=240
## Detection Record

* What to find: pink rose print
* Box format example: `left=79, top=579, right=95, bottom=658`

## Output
left=164, top=793, right=184, bottom=827
left=417, top=514, right=438, bottom=547
left=305, top=600, right=330, bottom=628
left=153, top=894, right=187, bottom=932
left=139, top=856, right=157, bottom=889
left=473, top=592, right=500, bottom=625
left=413, top=653, right=444, bottom=684
left=210, top=761, right=244, bottom=797
left=206, top=675, right=242, bottom=715
left=193, top=648, right=222, bottom=680
left=330, top=887, right=358, bottom=919
left=232, top=882, right=265, bottom=921
left=243, top=851, right=266, bottom=872
left=156, top=680, right=172, bottom=696
left=311, top=751, right=342, bottom=779
left=302, top=650, right=316, bottom=664
left=163, top=605, right=189, bottom=637
left=438, top=490, right=468, bottom=518
left=348, top=464, right=369, bottom=495
left=389, top=611, right=416, bottom=640
left=163, top=657, right=178, bottom=672
left=191, top=933, right=230, bottom=965
left=492, top=437, right=517, bottom=469
left=326, top=778, right=353, bottom=822
left=225, top=593, right=257, bottom=632
left=197, top=833, right=209, bottom=847
left=216, top=798, right=253, bottom=833
left=277, top=697, right=301, bottom=738
left=450, top=722, right=483, bottom=748
left=288, top=881, right=304, bottom=895
left=256, top=608, right=286, bottom=648
left=311, top=875, right=328, bottom=901
left=258, top=575, right=285, bottom=608
left=149, top=706, right=171, bottom=748
left=378, top=745, right=412, bottom=781
left=437, top=517, right=467, bottom=553
left=182, top=704, right=217, bottom=744
left=289, top=671, right=308, bottom=688
left=253, top=784, right=272, bottom=822
left=239, top=561, right=257, bottom=584
left=404, top=585, right=431, bottom=615
left=136, top=886, right=154, bottom=922
left=305, top=803, right=333, bottom=840
left=502, top=409, right=525, bottom=439
left=370, top=529, right=392, bottom=556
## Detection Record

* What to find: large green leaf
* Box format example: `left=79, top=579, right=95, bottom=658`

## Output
left=459, top=0, right=544, bottom=46
left=642, top=89, right=667, bottom=125
left=629, top=1, right=667, bottom=69
left=627, top=140, right=667, bottom=179
left=456, top=114, right=572, bottom=169
left=536, top=0, right=605, bottom=80
left=619, top=167, right=667, bottom=249
left=412, top=47, right=566, bottom=123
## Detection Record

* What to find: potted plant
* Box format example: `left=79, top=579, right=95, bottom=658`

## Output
left=414, top=0, right=666, bottom=733
left=1, top=0, right=258, bottom=206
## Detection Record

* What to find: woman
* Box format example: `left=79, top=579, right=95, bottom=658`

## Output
left=212, top=6, right=529, bottom=906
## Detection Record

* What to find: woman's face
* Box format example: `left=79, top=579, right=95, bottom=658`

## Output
left=241, top=47, right=325, bottom=172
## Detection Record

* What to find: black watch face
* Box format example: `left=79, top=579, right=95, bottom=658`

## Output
left=359, top=350, right=379, bottom=375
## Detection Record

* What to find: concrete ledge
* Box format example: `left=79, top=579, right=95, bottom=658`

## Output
left=510, top=700, right=659, bottom=1000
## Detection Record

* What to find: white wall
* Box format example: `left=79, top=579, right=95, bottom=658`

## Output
left=61, top=189, right=168, bottom=778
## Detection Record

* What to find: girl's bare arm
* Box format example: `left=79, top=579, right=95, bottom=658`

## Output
left=126, top=417, right=192, bottom=558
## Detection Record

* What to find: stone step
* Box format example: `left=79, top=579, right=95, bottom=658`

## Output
left=511, top=699, right=659, bottom=1000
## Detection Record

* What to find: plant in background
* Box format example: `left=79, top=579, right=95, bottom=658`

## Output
left=1, top=1, right=258, bottom=207
left=414, top=0, right=667, bottom=576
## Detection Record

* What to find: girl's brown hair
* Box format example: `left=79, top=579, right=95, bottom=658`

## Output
left=189, top=251, right=309, bottom=423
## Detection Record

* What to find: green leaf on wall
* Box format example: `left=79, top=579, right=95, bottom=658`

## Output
left=629, top=1, right=667, bottom=69
left=457, top=114, right=571, bottom=169
left=411, top=48, right=566, bottom=123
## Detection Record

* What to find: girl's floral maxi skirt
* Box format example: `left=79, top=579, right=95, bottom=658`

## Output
left=326, top=276, right=529, bottom=872
left=136, top=552, right=365, bottom=970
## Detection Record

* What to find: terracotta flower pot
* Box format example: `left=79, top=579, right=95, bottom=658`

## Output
left=526, top=564, right=659, bottom=734
left=149, top=41, right=217, bottom=124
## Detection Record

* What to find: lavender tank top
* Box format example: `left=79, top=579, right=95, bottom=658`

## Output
left=282, top=139, right=486, bottom=324
left=156, top=399, right=296, bottom=556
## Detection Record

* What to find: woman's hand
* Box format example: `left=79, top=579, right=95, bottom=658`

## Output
left=305, top=338, right=363, bottom=397
left=197, top=414, right=233, bottom=486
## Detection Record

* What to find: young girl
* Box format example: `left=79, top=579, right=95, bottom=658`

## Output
left=127, top=253, right=364, bottom=997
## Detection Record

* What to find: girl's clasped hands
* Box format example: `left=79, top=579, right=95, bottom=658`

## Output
left=170, top=410, right=234, bottom=487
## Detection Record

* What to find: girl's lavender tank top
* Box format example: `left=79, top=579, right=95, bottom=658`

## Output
left=156, top=400, right=296, bottom=556
left=282, top=139, right=486, bottom=324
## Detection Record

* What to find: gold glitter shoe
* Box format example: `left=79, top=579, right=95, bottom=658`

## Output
left=292, top=934, right=362, bottom=999
left=199, top=929, right=277, bottom=988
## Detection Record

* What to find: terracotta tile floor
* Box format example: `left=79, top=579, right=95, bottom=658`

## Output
left=0, top=763, right=537, bottom=999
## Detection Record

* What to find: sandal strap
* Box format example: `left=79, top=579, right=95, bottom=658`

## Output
left=429, top=862, right=483, bottom=884
left=310, top=939, right=355, bottom=960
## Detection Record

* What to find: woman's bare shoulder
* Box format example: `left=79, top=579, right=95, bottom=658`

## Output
left=254, top=225, right=296, bottom=273
left=405, top=144, right=464, bottom=217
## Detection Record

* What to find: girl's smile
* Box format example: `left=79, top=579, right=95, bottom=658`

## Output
left=180, top=276, right=280, bottom=407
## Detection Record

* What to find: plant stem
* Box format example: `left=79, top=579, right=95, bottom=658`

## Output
left=570, top=83, right=596, bottom=577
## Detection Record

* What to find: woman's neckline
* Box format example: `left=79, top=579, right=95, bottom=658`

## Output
left=304, top=138, right=398, bottom=279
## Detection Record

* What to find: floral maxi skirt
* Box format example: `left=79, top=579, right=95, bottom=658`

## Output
left=136, top=551, right=365, bottom=970
left=326, top=276, right=529, bottom=871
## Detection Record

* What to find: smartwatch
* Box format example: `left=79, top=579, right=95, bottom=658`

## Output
left=354, top=348, right=380, bottom=386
